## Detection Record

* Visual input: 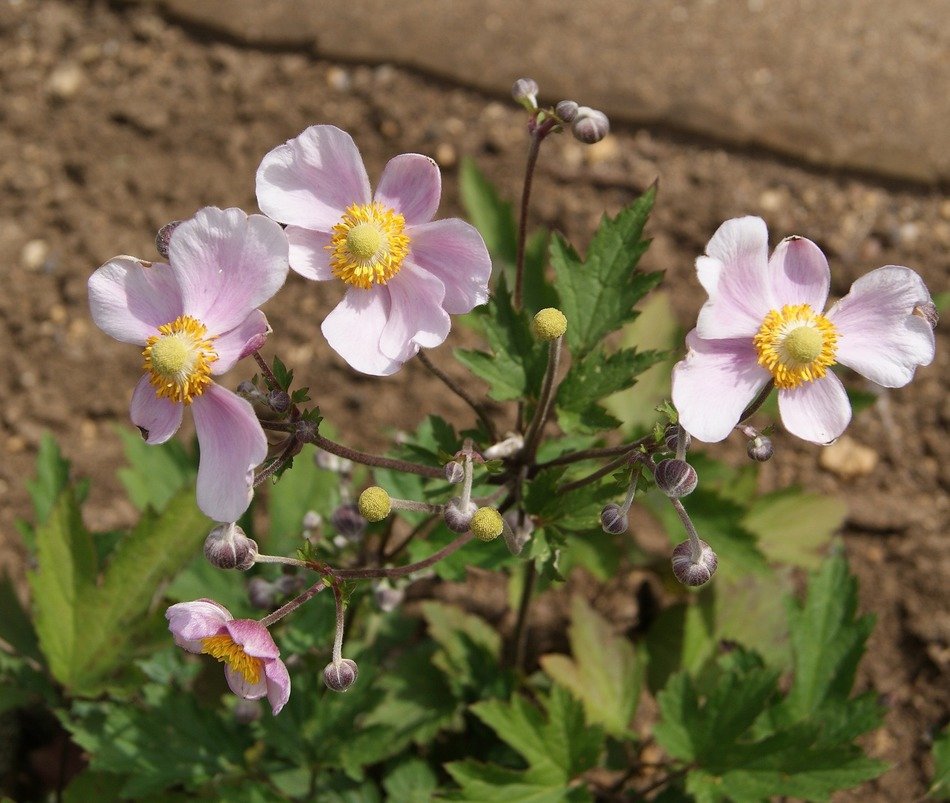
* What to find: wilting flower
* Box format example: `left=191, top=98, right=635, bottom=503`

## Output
left=88, top=207, right=289, bottom=521
left=166, top=599, right=290, bottom=715
left=672, top=216, right=935, bottom=444
left=256, top=125, right=492, bottom=376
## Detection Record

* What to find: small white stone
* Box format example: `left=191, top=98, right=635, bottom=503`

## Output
left=47, top=63, right=83, bottom=99
left=21, top=239, right=49, bottom=271
left=819, top=435, right=879, bottom=480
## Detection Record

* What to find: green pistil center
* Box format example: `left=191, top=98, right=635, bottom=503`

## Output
left=346, top=223, right=384, bottom=261
left=783, top=326, right=823, bottom=363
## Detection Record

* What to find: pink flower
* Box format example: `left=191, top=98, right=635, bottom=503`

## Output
left=672, top=216, right=935, bottom=444
left=166, top=599, right=290, bottom=715
left=88, top=207, right=289, bottom=521
left=256, top=125, right=492, bottom=376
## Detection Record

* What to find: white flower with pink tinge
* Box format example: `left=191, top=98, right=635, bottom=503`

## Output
left=256, top=125, right=492, bottom=376
left=672, top=216, right=935, bottom=444
left=166, top=599, right=291, bottom=715
left=88, top=207, right=289, bottom=522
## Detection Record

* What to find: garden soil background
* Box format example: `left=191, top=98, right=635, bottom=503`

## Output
left=0, top=1, right=947, bottom=799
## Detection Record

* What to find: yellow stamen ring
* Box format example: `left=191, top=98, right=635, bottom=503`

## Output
left=327, top=202, right=410, bottom=289
left=201, top=633, right=264, bottom=684
left=752, top=303, right=838, bottom=390
left=142, top=315, right=218, bottom=405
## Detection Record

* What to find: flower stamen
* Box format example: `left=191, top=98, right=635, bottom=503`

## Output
left=753, top=304, right=838, bottom=389
left=143, top=315, right=218, bottom=404
left=201, top=633, right=263, bottom=684
left=327, top=202, right=410, bottom=289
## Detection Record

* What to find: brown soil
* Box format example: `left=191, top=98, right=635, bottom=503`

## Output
left=0, top=2, right=946, bottom=799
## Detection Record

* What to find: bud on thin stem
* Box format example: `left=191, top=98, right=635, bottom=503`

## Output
left=204, top=523, right=258, bottom=570
left=654, top=459, right=698, bottom=498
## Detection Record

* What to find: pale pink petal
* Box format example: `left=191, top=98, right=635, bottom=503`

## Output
left=165, top=598, right=232, bottom=652
left=379, top=265, right=451, bottom=362
left=321, top=287, right=403, bottom=376
left=213, top=310, right=270, bottom=375
left=226, top=620, right=280, bottom=660
left=224, top=664, right=268, bottom=700
left=696, top=216, right=774, bottom=340
left=256, top=125, right=371, bottom=229
left=264, top=659, right=291, bottom=715
left=130, top=374, right=184, bottom=444
left=287, top=226, right=335, bottom=281
left=171, top=208, right=289, bottom=335
left=777, top=372, right=851, bottom=444
left=374, top=154, right=441, bottom=225
left=826, top=266, right=936, bottom=387
left=767, top=236, right=830, bottom=310
left=672, top=330, right=771, bottom=442
left=88, top=257, right=183, bottom=344
left=191, top=384, right=267, bottom=522
left=405, top=219, right=492, bottom=314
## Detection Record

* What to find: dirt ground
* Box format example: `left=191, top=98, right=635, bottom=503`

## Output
left=0, top=1, right=946, bottom=799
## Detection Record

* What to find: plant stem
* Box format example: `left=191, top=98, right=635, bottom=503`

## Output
left=306, top=433, right=444, bottom=479
left=512, top=561, right=537, bottom=672
left=259, top=579, right=327, bottom=628
left=557, top=451, right=633, bottom=494
left=417, top=350, right=498, bottom=440
left=521, top=336, right=564, bottom=464
left=331, top=584, right=345, bottom=664
left=329, top=532, right=474, bottom=579
left=253, top=351, right=303, bottom=418
left=670, top=497, right=703, bottom=561
left=738, top=379, right=774, bottom=424
left=254, top=554, right=311, bottom=568
left=253, top=438, right=299, bottom=488
left=514, top=133, right=542, bottom=312
left=535, top=437, right=652, bottom=470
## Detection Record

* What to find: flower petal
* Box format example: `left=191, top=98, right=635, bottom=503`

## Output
left=213, top=310, right=270, bottom=375
left=88, top=257, right=184, bottom=344
left=286, top=226, right=335, bottom=281
left=321, top=287, right=403, bottom=376
left=166, top=598, right=232, bottom=652
left=767, top=236, right=830, bottom=310
left=406, top=219, right=492, bottom=314
left=224, top=664, right=268, bottom=701
left=777, top=372, right=851, bottom=444
left=672, top=330, right=770, bottom=442
left=379, top=264, right=451, bottom=362
left=191, top=384, right=267, bottom=522
left=827, top=266, right=936, bottom=387
left=256, top=124, right=371, bottom=229
left=374, top=153, right=441, bottom=225
left=226, top=620, right=280, bottom=660
left=171, top=208, right=289, bottom=335
left=264, top=659, right=291, bottom=715
left=696, top=216, right=774, bottom=340
left=130, top=374, right=184, bottom=444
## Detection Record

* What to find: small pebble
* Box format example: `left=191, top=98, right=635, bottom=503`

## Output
left=818, top=435, right=878, bottom=480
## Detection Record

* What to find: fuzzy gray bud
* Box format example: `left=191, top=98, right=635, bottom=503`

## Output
left=511, top=77, right=539, bottom=108
left=671, top=539, right=718, bottom=587
left=155, top=220, right=182, bottom=259
left=248, top=577, right=276, bottom=610
left=331, top=503, right=366, bottom=541
left=664, top=424, right=691, bottom=454
left=373, top=580, right=405, bottom=613
left=323, top=658, right=359, bottom=692
left=302, top=510, right=322, bottom=531
left=556, top=100, right=579, bottom=122
left=572, top=107, right=610, bottom=144
left=268, top=389, right=291, bottom=414
left=502, top=511, right=534, bottom=556
left=444, top=497, right=477, bottom=533
left=600, top=503, right=629, bottom=535
left=444, top=460, right=465, bottom=484
left=204, top=523, right=257, bottom=570
left=654, top=459, right=698, bottom=498
left=747, top=435, right=774, bottom=462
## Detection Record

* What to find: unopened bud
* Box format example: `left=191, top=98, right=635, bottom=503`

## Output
left=555, top=100, right=579, bottom=123
left=358, top=486, right=391, bottom=522
left=302, top=510, right=322, bottom=531
left=747, top=435, right=774, bottom=462
left=248, top=577, right=276, bottom=609
left=503, top=511, right=534, bottom=556
left=511, top=77, right=539, bottom=108
left=572, top=107, right=610, bottom=144
left=653, top=459, right=698, bottom=498
left=532, top=307, right=568, bottom=341
left=484, top=433, right=524, bottom=460
left=233, top=698, right=261, bottom=724
left=323, top=658, right=359, bottom=692
left=470, top=507, right=504, bottom=541
left=444, top=460, right=465, bottom=484
left=373, top=580, right=404, bottom=613
left=204, top=523, right=258, bottom=570
left=444, top=497, right=477, bottom=533
left=664, top=424, right=691, bottom=454
left=331, top=503, right=367, bottom=539
left=236, top=380, right=264, bottom=402
left=600, top=503, right=629, bottom=535
left=268, top=389, right=291, bottom=414
left=671, top=539, right=718, bottom=587
left=155, top=220, right=182, bottom=259
left=913, top=301, right=938, bottom=329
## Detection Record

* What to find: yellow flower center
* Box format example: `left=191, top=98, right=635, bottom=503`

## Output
left=753, top=303, right=839, bottom=389
left=327, top=202, right=410, bottom=289
left=201, top=633, right=263, bottom=684
left=142, top=315, right=218, bottom=405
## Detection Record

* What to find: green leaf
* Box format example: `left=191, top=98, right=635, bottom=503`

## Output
left=271, top=355, right=292, bottom=389
left=116, top=429, right=195, bottom=512
left=460, top=156, right=517, bottom=264
left=0, top=572, right=41, bottom=661
left=551, top=186, right=661, bottom=358
left=524, top=467, right=616, bottom=532
left=931, top=724, right=950, bottom=799
left=383, top=759, right=438, bottom=802
left=540, top=595, right=640, bottom=736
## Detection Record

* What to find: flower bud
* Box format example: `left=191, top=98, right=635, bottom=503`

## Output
left=331, top=503, right=367, bottom=540
left=671, top=539, right=718, bottom=587
left=511, top=77, right=539, bottom=108
left=444, top=460, right=465, bottom=484
left=155, top=219, right=182, bottom=259
left=302, top=510, right=322, bottom=531
left=373, top=580, right=405, bottom=613
left=747, top=435, right=774, bottom=462
left=663, top=424, right=691, bottom=454
left=323, top=658, right=359, bottom=692
left=653, top=459, right=698, bottom=498
left=268, top=389, right=291, bottom=414
left=248, top=577, right=276, bottom=609
left=600, top=503, right=629, bottom=535
left=502, top=511, right=533, bottom=556
left=204, top=523, right=258, bottom=570
left=532, top=307, right=568, bottom=341
left=572, top=107, right=610, bottom=144
left=444, top=496, right=477, bottom=533
left=556, top=100, right=579, bottom=122
left=470, top=507, right=504, bottom=541
left=358, top=486, right=391, bottom=522
left=484, top=433, right=524, bottom=460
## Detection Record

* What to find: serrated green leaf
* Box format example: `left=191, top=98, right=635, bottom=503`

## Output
left=931, top=725, right=950, bottom=799
left=271, top=355, right=292, bottom=389
left=383, top=759, right=438, bottom=802
left=643, top=602, right=716, bottom=693
left=540, top=596, right=639, bottom=736
left=524, top=468, right=616, bottom=532
left=116, top=430, right=195, bottom=512
left=551, top=187, right=661, bottom=358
